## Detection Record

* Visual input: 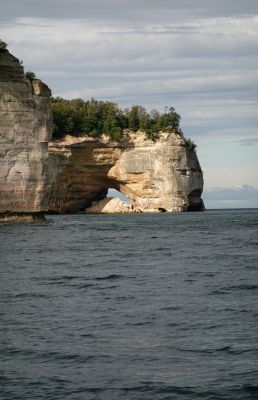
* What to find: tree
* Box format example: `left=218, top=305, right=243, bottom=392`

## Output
left=0, top=39, right=7, bottom=50
left=128, top=105, right=140, bottom=131
left=52, top=102, right=75, bottom=138
left=25, top=71, right=36, bottom=80
left=84, top=99, right=99, bottom=135
left=166, top=107, right=181, bottom=132
left=50, top=97, right=185, bottom=142
left=103, top=103, right=122, bottom=140
left=139, top=110, right=149, bottom=132
left=184, top=137, right=197, bottom=151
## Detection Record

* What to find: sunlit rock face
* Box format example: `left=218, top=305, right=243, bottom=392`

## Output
left=0, top=49, right=52, bottom=219
left=85, top=197, right=134, bottom=214
left=48, top=131, right=204, bottom=213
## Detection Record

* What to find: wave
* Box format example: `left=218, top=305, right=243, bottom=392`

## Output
left=94, top=274, right=125, bottom=281
left=176, top=345, right=257, bottom=355
left=226, top=284, right=258, bottom=291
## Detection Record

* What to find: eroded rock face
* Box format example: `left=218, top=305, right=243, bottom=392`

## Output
left=48, top=131, right=204, bottom=213
left=0, top=49, right=52, bottom=218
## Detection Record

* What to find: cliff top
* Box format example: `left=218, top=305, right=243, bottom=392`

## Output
left=49, top=130, right=196, bottom=154
left=0, top=49, right=25, bottom=82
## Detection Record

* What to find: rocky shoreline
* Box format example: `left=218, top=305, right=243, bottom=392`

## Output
left=0, top=212, right=46, bottom=223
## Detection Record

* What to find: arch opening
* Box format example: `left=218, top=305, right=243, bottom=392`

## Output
left=85, top=187, right=133, bottom=213
left=107, top=188, right=130, bottom=204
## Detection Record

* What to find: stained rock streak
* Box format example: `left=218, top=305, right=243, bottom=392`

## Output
left=0, top=49, right=52, bottom=219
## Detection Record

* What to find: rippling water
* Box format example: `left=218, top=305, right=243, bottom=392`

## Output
left=1, top=210, right=258, bottom=400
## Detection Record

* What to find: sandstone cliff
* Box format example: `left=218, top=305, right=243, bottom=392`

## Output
left=48, top=131, right=204, bottom=213
left=0, top=49, right=52, bottom=220
left=0, top=48, right=204, bottom=218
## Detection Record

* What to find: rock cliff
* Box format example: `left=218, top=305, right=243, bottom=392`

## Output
left=47, top=131, right=204, bottom=213
left=0, top=49, right=52, bottom=221
left=0, top=48, right=204, bottom=218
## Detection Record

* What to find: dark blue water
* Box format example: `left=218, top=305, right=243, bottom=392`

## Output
left=1, top=210, right=258, bottom=400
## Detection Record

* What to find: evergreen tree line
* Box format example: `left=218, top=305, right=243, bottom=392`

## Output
left=51, top=97, right=183, bottom=141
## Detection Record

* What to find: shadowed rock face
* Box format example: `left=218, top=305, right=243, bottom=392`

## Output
left=48, top=132, right=204, bottom=213
left=0, top=49, right=52, bottom=217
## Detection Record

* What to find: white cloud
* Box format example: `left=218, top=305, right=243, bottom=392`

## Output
left=1, top=0, right=258, bottom=22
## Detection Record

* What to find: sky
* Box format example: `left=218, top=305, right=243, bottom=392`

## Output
left=1, top=0, right=258, bottom=208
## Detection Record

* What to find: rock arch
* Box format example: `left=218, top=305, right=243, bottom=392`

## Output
left=0, top=48, right=204, bottom=220
left=47, top=131, right=204, bottom=213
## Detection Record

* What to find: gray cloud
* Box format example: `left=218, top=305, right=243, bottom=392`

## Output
left=2, top=14, right=257, bottom=124
left=2, top=13, right=257, bottom=147
left=203, top=185, right=258, bottom=208
left=205, top=185, right=258, bottom=200
left=1, top=0, right=258, bottom=22
left=236, top=138, right=258, bottom=146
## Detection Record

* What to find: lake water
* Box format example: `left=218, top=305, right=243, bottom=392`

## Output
left=1, top=209, right=258, bottom=399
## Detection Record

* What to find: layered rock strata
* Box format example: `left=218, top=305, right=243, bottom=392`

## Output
left=0, top=49, right=52, bottom=220
left=48, top=132, right=204, bottom=213
left=0, top=48, right=204, bottom=217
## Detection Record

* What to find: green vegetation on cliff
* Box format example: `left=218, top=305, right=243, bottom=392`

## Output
left=25, top=71, right=36, bottom=80
left=0, top=39, right=7, bottom=50
left=51, top=97, right=186, bottom=142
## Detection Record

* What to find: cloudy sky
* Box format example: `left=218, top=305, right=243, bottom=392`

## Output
left=1, top=0, right=258, bottom=208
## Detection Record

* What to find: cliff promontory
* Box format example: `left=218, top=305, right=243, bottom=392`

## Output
left=0, top=48, right=204, bottom=219
left=0, top=48, right=52, bottom=221
left=47, top=132, right=204, bottom=213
